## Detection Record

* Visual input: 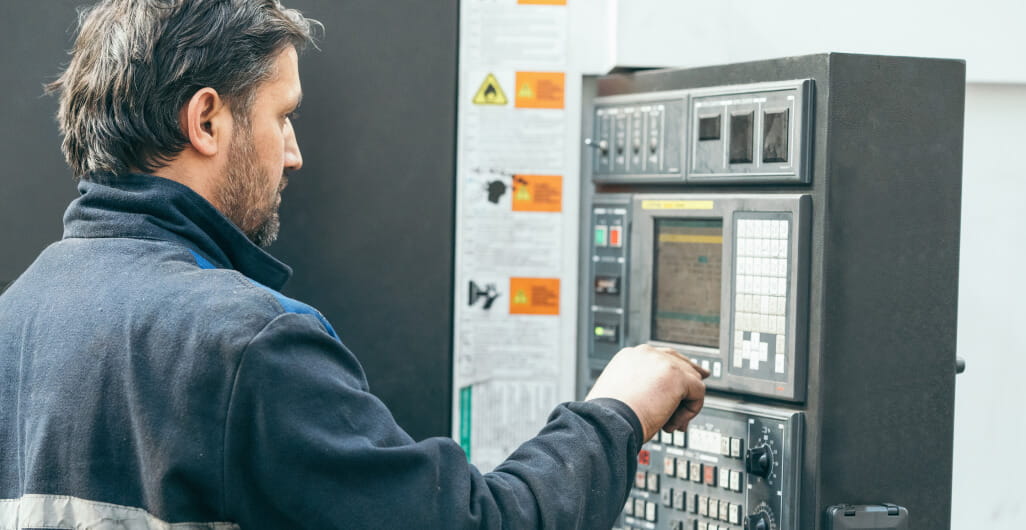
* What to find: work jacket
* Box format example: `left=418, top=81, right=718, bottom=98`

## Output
left=0, top=173, right=641, bottom=529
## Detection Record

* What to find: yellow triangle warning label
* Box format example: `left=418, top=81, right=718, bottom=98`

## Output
left=472, top=73, right=508, bottom=105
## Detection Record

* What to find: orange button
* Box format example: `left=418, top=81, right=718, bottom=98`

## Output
left=609, top=226, right=622, bottom=247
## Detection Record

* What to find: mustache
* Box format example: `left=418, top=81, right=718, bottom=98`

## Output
left=278, top=173, right=290, bottom=193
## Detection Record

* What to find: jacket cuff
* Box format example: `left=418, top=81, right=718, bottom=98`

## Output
left=586, top=397, right=644, bottom=452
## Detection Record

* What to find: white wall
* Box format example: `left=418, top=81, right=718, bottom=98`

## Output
left=951, top=83, right=1026, bottom=529
left=612, top=0, right=1026, bottom=84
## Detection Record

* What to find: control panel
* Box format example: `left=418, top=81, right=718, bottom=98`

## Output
left=590, top=94, right=686, bottom=183
left=689, top=81, right=813, bottom=183
left=615, top=398, right=803, bottom=530
left=585, top=195, right=632, bottom=384
left=608, top=194, right=811, bottom=401
left=581, top=54, right=964, bottom=530
left=586, top=81, right=812, bottom=185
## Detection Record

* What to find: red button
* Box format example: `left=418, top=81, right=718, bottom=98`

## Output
left=638, top=449, right=650, bottom=466
left=610, top=226, right=623, bottom=247
left=704, top=465, right=717, bottom=486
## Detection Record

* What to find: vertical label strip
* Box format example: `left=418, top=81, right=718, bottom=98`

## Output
left=459, top=386, right=472, bottom=460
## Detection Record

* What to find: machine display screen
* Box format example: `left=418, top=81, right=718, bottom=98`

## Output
left=651, top=218, right=723, bottom=348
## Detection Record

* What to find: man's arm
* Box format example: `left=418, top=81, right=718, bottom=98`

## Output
left=222, top=312, right=705, bottom=529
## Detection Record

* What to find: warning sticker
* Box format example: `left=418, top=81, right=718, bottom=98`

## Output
left=472, top=73, right=508, bottom=105
left=509, top=278, right=560, bottom=315
left=518, top=0, right=567, bottom=4
left=512, top=174, right=562, bottom=212
left=515, top=72, right=565, bottom=109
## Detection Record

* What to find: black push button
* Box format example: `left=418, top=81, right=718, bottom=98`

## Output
left=729, top=111, right=754, bottom=164
left=594, top=275, right=621, bottom=295
left=762, top=109, right=789, bottom=163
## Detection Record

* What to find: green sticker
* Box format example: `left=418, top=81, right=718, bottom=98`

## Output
left=459, top=386, right=472, bottom=460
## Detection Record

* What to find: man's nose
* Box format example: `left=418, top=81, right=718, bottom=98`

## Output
left=285, top=120, right=303, bottom=171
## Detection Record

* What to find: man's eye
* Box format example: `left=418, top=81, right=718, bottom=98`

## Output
left=286, top=110, right=301, bottom=121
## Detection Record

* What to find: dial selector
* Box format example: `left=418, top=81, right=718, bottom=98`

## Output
left=746, top=512, right=771, bottom=530
left=746, top=443, right=773, bottom=477
left=745, top=503, right=777, bottom=530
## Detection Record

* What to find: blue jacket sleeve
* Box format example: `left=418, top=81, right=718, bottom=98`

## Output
left=222, top=312, right=643, bottom=529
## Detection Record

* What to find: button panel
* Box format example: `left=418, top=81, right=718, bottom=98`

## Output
left=688, top=80, right=812, bottom=183
left=592, top=99, right=685, bottom=182
left=586, top=199, right=631, bottom=390
left=730, top=215, right=791, bottom=383
left=590, top=80, right=812, bottom=186
left=617, top=399, right=802, bottom=530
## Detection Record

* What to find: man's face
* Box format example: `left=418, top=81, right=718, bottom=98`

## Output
left=217, top=46, right=303, bottom=247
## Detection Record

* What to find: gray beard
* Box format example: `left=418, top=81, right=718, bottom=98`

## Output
left=248, top=210, right=280, bottom=248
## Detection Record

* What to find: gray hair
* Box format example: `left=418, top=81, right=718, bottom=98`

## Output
left=48, top=0, right=320, bottom=178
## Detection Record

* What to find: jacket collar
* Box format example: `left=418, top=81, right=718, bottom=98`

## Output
left=63, top=172, right=292, bottom=290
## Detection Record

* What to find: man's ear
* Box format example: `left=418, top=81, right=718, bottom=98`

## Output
left=182, top=88, right=229, bottom=157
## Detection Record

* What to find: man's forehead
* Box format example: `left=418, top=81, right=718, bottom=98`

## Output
left=266, top=46, right=302, bottom=103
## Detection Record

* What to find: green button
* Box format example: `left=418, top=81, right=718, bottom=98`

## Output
left=594, top=225, right=608, bottom=246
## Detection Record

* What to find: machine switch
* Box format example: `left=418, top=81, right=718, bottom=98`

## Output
left=745, top=444, right=772, bottom=477
left=594, top=225, right=608, bottom=247
left=609, top=226, right=623, bottom=247
left=593, top=324, right=619, bottom=343
left=594, top=275, right=620, bottom=295
left=745, top=513, right=770, bottom=530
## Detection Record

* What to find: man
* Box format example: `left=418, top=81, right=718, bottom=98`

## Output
left=0, top=1, right=708, bottom=528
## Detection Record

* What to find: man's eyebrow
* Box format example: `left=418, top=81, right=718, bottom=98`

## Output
left=293, top=92, right=303, bottom=109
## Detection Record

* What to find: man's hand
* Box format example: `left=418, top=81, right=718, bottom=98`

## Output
left=586, top=344, right=710, bottom=442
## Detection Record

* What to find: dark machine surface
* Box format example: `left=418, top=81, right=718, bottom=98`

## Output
left=0, top=0, right=458, bottom=441
left=579, top=54, right=964, bottom=529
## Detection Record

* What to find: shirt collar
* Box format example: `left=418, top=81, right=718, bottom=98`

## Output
left=63, top=172, right=293, bottom=290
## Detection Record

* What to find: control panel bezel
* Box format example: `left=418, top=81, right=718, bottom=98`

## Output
left=628, top=194, right=811, bottom=401
left=587, top=80, right=814, bottom=186
left=591, top=90, right=690, bottom=184
left=687, top=79, right=814, bottom=184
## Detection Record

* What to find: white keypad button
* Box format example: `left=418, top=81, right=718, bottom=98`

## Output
left=730, top=470, right=743, bottom=492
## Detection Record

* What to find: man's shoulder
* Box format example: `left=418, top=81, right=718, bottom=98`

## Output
left=181, top=247, right=339, bottom=341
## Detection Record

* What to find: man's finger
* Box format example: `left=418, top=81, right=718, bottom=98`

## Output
left=686, top=358, right=711, bottom=379
left=665, top=374, right=706, bottom=431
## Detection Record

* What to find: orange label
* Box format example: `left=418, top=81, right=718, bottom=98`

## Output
left=512, top=175, right=562, bottom=212
left=518, top=0, right=567, bottom=4
left=509, top=278, right=560, bottom=315
left=515, top=72, right=565, bottom=109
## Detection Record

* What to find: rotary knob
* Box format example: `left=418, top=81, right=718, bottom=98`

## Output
left=745, top=512, right=771, bottom=530
left=746, top=443, right=772, bottom=477
left=744, top=503, right=777, bottom=530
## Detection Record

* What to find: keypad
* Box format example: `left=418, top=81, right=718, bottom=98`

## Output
left=733, top=217, right=790, bottom=375
left=622, top=424, right=752, bottom=530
